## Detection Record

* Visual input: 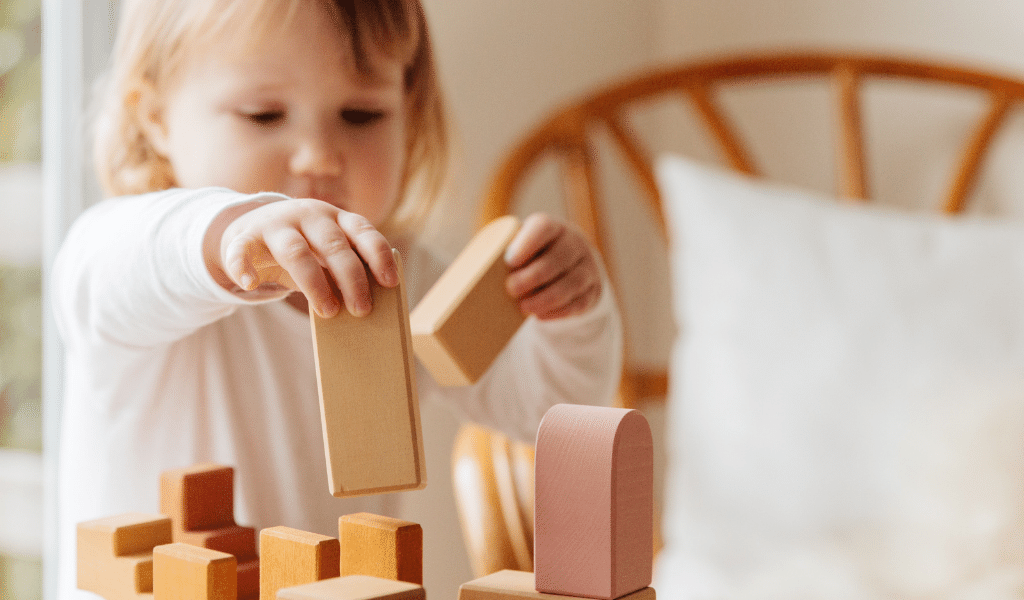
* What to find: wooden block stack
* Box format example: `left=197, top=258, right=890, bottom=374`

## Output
left=77, top=512, right=172, bottom=600
left=311, top=248, right=427, bottom=498
left=153, top=543, right=237, bottom=600
left=338, top=513, right=422, bottom=585
left=271, top=511, right=425, bottom=600
left=459, top=403, right=656, bottom=600
left=410, top=215, right=524, bottom=386
left=160, top=463, right=260, bottom=599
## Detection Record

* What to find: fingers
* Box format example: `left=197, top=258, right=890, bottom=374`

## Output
left=219, top=199, right=399, bottom=319
left=506, top=213, right=603, bottom=320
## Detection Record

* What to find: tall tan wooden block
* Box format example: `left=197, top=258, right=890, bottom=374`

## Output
left=534, top=404, right=654, bottom=600
left=459, top=570, right=656, bottom=600
left=277, top=575, right=424, bottom=600
left=338, top=513, right=422, bottom=585
left=260, top=526, right=341, bottom=600
left=410, top=215, right=524, bottom=386
left=153, top=543, right=237, bottom=600
left=77, top=512, right=172, bottom=600
left=311, top=249, right=426, bottom=497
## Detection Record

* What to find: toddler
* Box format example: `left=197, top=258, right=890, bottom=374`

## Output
left=54, top=0, right=622, bottom=598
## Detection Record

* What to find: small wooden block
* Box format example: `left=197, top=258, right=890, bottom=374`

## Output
left=175, top=525, right=257, bottom=559
left=534, top=405, right=654, bottom=600
left=459, top=570, right=655, bottom=600
left=77, top=513, right=172, bottom=600
left=260, top=526, right=341, bottom=600
left=160, top=464, right=236, bottom=533
left=153, top=543, right=237, bottom=600
left=239, top=557, right=261, bottom=600
left=311, top=249, right=426, bottom=497
left=277, top=575, right=424, bottom=600
left=338, top=513, right=422, bottom=585
left=410, top=215, right=524, bottom=386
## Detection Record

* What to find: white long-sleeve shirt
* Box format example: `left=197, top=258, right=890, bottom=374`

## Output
left=53, top=188, right=622, bottom=599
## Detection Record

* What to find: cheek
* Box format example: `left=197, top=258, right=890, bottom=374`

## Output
left=353, top=127, right=407, bottom=221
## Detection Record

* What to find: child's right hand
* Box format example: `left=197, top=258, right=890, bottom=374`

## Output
left=205, top=199, right=398, bottom=318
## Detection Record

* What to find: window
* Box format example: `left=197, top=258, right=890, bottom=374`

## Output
left=0, top=0, right=42, bottom=598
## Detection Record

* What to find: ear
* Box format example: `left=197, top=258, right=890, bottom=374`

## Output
left=133, top=80, right=171, bottom=157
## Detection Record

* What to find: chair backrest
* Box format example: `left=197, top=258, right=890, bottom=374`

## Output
left=453, top=50, right=1024, bottom=578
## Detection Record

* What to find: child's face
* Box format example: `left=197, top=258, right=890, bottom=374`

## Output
left=144, top=3, right=407, bottom=227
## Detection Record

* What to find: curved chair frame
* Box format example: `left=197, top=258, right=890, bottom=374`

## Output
left=455, top=50, right=1024, bottom=579
left=477, top=51, right=1024, bottom=409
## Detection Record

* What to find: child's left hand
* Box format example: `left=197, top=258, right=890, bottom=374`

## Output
left=504, top=213, right=603, bottom=320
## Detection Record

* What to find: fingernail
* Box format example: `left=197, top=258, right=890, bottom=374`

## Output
left=321, top=297, right=340, bottom=318
left=351, top=299, right=370, bottom=318
left=240, top=273, right=255, bottom=290
left=382, top=269, right=397, bottom=287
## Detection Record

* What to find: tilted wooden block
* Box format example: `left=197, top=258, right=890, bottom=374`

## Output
left=459, top=570, right=655, bottom=600
left=410, top=215, right=524, bottom=386
left=338, top=513, right=422, bottom=585
left=77, top=512, right=172, bottom=600
left=311, top=249, right=426, bottom=497
left=153, top=543, right=236, bottom=600
left=277, top=575, right=424, bottom=600
left=534, top=404, right=654, bottom=600
left=260, top=526, right=341, bottom=600
left=159, top=463, right=259, bottom=599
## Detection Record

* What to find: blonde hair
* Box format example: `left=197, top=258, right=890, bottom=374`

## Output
left=92, top=0, right=449, bottom=236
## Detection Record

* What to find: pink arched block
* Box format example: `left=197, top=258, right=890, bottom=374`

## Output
left=534, top=404, right=654, bottom=600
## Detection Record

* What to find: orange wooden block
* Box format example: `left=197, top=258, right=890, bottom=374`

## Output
left=160, top=464, right=236, bottom=534
left=238, top=557, right=261, bottom=600
left=459, top=570, right=655, bottom=600
left=410, top=215, right=524, bottom=386
left=177, top=525, right=257, bottom=558
left=534, top=404, right=654, bottom=600
left=160, top=463, right=259, bottom=598
left=153, top=543, right=237, bottom=600
left=77, top=512, right=172, bottom=600
left=277, top=575, right=424, bottom=600
left=260, top=526, right=341, bottom=600
left=338, top=513, right=422, bottom=585
left=311, top=249, right=426, bottom=497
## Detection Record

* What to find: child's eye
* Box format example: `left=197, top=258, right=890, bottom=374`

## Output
left=241, top=110, right=285, bottom=126
left=342, top=109, right=386, bottom=126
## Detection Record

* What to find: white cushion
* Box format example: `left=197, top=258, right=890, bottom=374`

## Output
left=654, top=156, right=1024, bottom=599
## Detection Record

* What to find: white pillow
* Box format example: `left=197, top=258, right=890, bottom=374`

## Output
left=654, top=156, right=1024, bottom=600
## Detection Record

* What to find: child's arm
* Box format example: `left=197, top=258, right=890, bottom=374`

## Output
left=503, top=213, right=604, bottom=320
left=203, top=198, right=400, bottom=318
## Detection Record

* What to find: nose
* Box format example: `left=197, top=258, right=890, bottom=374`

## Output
left=290, top=127, right=342, bottom=177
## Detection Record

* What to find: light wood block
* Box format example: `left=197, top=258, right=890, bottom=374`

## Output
left=277, top=575, right=424, bottom=600
left=77, top=512, right=172, bottom=600
left=410, top=215, right=524, bottom=386
left=153, top=543, right=237, bottom=600
left=534, top=405, right=654, bottom=600
left=338, top=513, right=422, bottom=585
left=310, top=249, right=426, bottom=497
left=260, top=526, right=341, bottom=600
left=160, top=464, right=236, bottom=534
left=459, top=570, right=655, bottom=600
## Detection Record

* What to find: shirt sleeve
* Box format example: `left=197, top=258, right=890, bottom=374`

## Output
left=52, top=187, right=291, bottom=352
left=407, top=243, right=624, bottom=443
